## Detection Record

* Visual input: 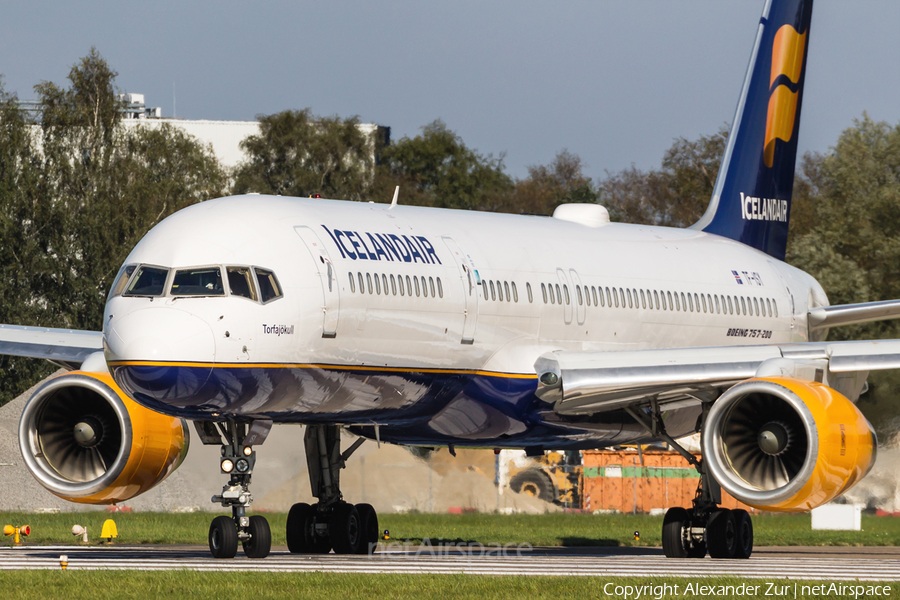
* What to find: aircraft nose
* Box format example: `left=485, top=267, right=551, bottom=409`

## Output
left=105, top=308, right=216, bottom=364
left=104, top=308, right=216, bottom=408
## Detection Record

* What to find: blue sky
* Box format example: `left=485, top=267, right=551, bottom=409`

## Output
left=1, top=1, right=897, bottom=179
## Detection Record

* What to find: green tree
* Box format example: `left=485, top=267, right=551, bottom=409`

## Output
left=233, top=109, right=375, bottom=201
left=375, top=120, right=513, bottom=211
left=787, top=116, right=900, bottom=335
left=601, top=127, right=727, bottom=227
left=502, top=150, right=598, bottom=215
left=0, top=51, right=226, bottom=406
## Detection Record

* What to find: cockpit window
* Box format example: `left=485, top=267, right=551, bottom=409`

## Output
left=227, top=267, right=258, bottom=301
left=109, top=264, right=137, bottom=299
left=255, top=268, right=282, bottom=303
left=171, top=267, right=225, bottom=296
left=123, top=266, right=169, bottom=297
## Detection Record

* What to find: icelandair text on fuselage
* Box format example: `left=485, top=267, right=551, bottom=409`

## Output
left=321, top=225, right=441, bottom=265
left=740, top=192, right=788, bottom=222
left=602, top=581, right=892, bottom=599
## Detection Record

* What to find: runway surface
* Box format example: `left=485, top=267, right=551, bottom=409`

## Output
left=1, top=545, right=899, bottom=580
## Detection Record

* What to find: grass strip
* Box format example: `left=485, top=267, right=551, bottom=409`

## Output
left=0, top=572, right=896, bottom=600
left=2, top=511, right=900, bottom=547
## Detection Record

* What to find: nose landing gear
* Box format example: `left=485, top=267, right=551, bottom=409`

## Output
left=197, top=420, right=273, bottom=559
left=285, top=425, right=380, bottom=555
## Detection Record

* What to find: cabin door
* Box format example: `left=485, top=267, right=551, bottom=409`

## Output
left=442, top=236, right=478, bottom=344
left=295, top=226, right=340, bottom=338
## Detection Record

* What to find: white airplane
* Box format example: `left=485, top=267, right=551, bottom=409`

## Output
left=2, top=0, right=896, bottom=560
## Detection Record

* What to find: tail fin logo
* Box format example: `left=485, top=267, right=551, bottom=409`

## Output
left=763, top=24, right=807, bottom=168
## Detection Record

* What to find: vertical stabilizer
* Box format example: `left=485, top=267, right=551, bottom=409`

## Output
left=692, top=0, right=813, bottom=261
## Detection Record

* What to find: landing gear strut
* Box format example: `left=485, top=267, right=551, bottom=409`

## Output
left=198, top=420, right=273, bottom=559
left=285, top=425, right=380, bottom=555
left=625, top=400, right=753, bottom=559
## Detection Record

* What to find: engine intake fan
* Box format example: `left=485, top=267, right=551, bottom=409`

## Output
left=702, top=377, right=876, bottom=512
left=19, top=371, right=189, bottom=504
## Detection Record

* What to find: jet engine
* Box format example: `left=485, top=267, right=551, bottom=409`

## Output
left=18, top=371, right=189, bottom=504
left=702, top=376, right=876, bottom=512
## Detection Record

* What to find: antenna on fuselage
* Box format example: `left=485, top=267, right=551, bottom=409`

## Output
left=389, top=186, right=400, bottom=209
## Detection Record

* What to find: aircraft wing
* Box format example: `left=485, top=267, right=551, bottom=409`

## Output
left=534, top=339, right=900, bottom=415
left=0, top=324, right=104, bottom=368
left=809, top=299, right=900, bottom=331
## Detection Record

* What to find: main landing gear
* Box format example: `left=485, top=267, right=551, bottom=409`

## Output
left=285, top=425, right=380, bottom=555
left=196, top=420, right=273, bottom=559
left=625, top=400, right=754, bottom=559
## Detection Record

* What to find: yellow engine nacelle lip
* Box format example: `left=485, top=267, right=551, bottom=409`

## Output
left=702, top=378, right=819, bottom=506
left=18, top=373, right=133, bottom=498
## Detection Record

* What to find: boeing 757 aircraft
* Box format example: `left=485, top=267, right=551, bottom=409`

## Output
left=1, top=0, right=895, bottom=560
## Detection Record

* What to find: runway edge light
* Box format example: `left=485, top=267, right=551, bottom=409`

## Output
left=101, top=519, right=118, bottom=543
left=3, top=524, right=30, bottom=545
left=72, top=524, right=88, bottom=543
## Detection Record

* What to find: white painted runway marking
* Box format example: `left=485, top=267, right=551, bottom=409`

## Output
left=1, top=546, right=898, bottom=580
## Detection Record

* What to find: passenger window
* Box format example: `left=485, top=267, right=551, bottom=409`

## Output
left=406, top=276, right=413, bottom=297
left=366, top=273, right=373, bottom=294
left=438, top=278, right=444, bottom=298
left=483, top=280, right=489, bottom=300
left=124, top=265, right=169, bottom=297
left=399, top=274, right=405, bottom=296
left=496, top=280, right=503, bottom=302
left=375, top=274, right=382, bottom=295
left=626, top=288, right=633, bottom=309
left=414, top=276, right=421, bottom=297
left=489, top=280, right=496, bottom=301
left=556, top=284, right=562, bottom=305
left=674, top=292, right=681, bottom=311
left=227, top=267, right=258, bottom=301
left=110, top=264, right=137, bottom=299
left=687, top=293, right=693, bottom=312
left=541, top=283, right=547, bottom=304
left=604, top=287, right=611, bottom=307
left=348, top=272, right=356, bottom=294
left=548, top=284, right=555, bottom=304
left=421, top=276, right=428, bottom=298
left=694, top=293, right=700, bottom=312
left=773, top=298, right=778, bottom=318
left=172, top=267, right=225, bottom=297
left=715, top=295, right=720, bottom=314
left=511, top=282, right=518, bottom=303
left=383, top=274, right=389, bottom=294
left=640, top=289, right=646, bottom=309
left=654, top=290, right=660, bottom=310
left=592, top=287, right=599, bottom=307
left=504, top=281, right=510, bottom=302
left=563, top=285, right=570, bottom=305
left=753, top=297, right=759, bottom=316
left=610, top=288, right=617, bottom=308
left=765, top=298, right=771, bottom=317
left=740, top=296, right=746, bottom=315
left=701, top=294, right=707, bottom=313
left=390, top=274, right=397, bottom=295
left=526, top=282, right=532, bottom=303
left=429, top=277, right=436, bottom=298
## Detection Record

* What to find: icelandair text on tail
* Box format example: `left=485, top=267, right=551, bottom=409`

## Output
left=740, top=192, right=788, bottom=222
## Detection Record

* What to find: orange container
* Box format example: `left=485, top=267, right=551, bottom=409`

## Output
left=581, top=450, right=755, bottom=514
